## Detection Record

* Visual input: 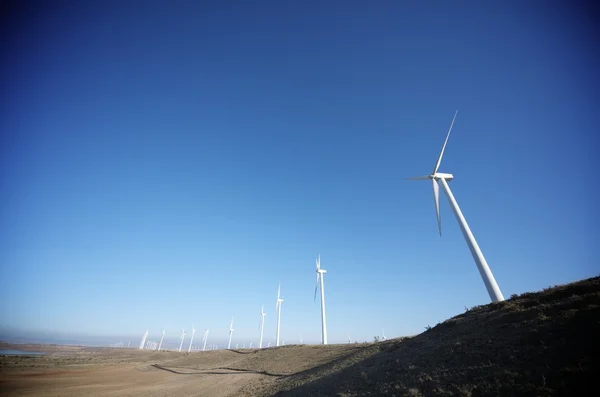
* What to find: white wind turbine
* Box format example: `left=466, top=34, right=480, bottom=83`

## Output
left=407, top=111, right=505, bottom=303
left=188, top=325, right=196, bottom=352
left=178, top=329, right=186, bottom=352
left=259, top=305, right=267, bottom=349
left=314, top=255, right=328, bottom=345
left=202, top=328, right=209, bottom=351
left=139, top=329, right=148, bottom=350
left=157, top=328, right=166, bottom=351
left=275, top=283, right=283, bottom=347
left=227, top=318, right=234, bottom=349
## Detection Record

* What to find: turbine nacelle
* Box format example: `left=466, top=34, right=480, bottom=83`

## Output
left=406, top=173, right=454, bottom=181
left=433, top=172, right=454, bottom=181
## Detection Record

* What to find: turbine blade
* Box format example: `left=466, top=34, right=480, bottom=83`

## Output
left=405, top=176, right=430, bottom=180
left=277, top=283, right=280, bottom=300
left=433, top=110, right=458, bottom=174
left=314, top=273, right=320, bottom=301
left=432, top=179, right=441, bottom=236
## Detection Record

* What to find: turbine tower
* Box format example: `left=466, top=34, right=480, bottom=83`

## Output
left=178, top=329, right=186, bottom=352
left=314, top=255, right=328, bottom=345
left=259, top=305, right=267, bottom=349
left=157, top=328, right=166, bottom=351
left=202, top=328, right=209, bottom=351
left=407, top=111, right=505, bottom=303
left=139, top=329, right=148, bottom=350
left=275, top=283, right=283, bottom=347
left=188, top=325, right=196, bottom=352
left=227, top=318, right=234, bottom=349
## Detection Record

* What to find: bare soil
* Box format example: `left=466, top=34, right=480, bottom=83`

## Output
left=1, top=276, right=598, bottom=396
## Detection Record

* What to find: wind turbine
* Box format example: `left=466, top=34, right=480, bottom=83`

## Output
left=227, top=318, right=234, bottom=349
left=275, top=283, right=283, bottom=347
left=202, top=328, right=209, bottom=351
left=314, top=255, right=328, bottom=345
left=139, top=329, right=148, bottom=350
left=259, top=305, right=266, bottom=349
left=157, top=328, right=166, bottom=351
left=381, top=329, right=386, bottom=341
left=188, top=325, right=196, bottom=352
left=407, top=111, right=505, bottom=303
left=178, top=329, right=186, bottom=352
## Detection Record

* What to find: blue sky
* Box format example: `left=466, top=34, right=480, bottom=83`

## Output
left=1, top=1, right=597, bottom=346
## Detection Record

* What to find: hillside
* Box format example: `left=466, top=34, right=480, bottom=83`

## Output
left=252, top=275, right=600, bottom=396
left=1, top=276, right=599, bottom=397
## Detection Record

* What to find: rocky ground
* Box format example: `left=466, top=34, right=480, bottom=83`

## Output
left=1, top=276, right=598, bottom=396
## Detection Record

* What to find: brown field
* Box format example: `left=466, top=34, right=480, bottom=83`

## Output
left=1, top=276, right=599, bottom=396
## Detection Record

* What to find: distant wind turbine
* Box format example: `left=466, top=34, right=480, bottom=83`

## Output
left=157, top=328, right=166, bottom=351
left=314, top=255, right=328, bottom=345
left=406, top=111, right=504, bottom=302
left=178, top=329, right=186, bottom=352
left=202, top=328, right=209, bottom=351
left=259, top=305, right=266, bottom=349
left=382, top=329, right=386, bottom=341
left=188, top=325, right=196, bottom=352
left=275, top=283, right=283, bottom=347
left=139, top=329, right=148, bottom=350
left=227, top=318, right=234, bottom=349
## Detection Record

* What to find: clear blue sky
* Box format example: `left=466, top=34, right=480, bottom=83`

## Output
left=1, top=1, right=597, bottom=346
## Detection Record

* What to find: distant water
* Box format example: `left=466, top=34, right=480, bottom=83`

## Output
left=0, top=349, right=47, bottom=356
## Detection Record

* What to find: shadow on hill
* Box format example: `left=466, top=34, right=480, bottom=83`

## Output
left=154, top=347, right=373, bottom=379
left=228, top=349, right=258, bottom=355
left=151, top=364, right=278, bottom=376
left=265, top=276, right=600, bottom=397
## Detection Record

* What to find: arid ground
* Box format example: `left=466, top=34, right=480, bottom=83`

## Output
left=1, top=276, right=599, bottom=396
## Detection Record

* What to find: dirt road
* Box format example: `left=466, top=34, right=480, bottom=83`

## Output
left=0, top=361, right=265, bottom=397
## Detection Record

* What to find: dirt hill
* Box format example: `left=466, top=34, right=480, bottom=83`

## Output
left=251, top=275, right=600, bottom=396
left=1, top=276, right=599, bottom=397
